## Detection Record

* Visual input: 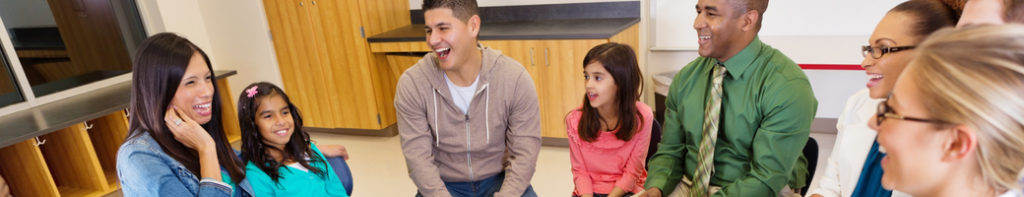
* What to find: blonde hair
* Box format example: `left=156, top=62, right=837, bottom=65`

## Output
left=910, top=24, right=1024, bottom=193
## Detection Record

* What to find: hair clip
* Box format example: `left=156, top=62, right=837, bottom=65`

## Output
left=246, top=86, right=258, bottom=98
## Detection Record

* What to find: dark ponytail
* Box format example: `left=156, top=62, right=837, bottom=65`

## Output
left=892, top=0, right=961, bottom=42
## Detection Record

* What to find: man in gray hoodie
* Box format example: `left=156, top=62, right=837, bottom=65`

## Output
left=395, top=0, right=543, bottom=197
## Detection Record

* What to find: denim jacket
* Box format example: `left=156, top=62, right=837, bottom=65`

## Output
left=117, top=131, right=255, bottom=197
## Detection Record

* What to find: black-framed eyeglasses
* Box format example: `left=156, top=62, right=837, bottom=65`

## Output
left=862, top=45, right=916, bottom=59
left=876, top=95, right=947, bottom=126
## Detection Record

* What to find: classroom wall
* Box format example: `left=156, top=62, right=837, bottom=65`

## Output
left=409, top=0, right=637, bottom=9
left=0, top=0, right=57, bottom=28
left=646, top=0, right=899, bottom=119
left=135, top=0, right=284, bottom=102
left=138, top=0, right=860, bottom=119
left=195, top=0, right=284, bottom=97
left=649, top=36, right=869, bottom=119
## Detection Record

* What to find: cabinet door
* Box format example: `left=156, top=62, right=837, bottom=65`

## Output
left=479, top=40, right=542, bottom=88
left=308, top=0, right=383, bottom=129
left=263, top=0, right=336, bottom=128
left=538, top=40, right=608, bottom=138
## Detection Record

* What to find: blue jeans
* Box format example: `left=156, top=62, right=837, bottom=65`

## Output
left=416, top=172, right=538, bottom=197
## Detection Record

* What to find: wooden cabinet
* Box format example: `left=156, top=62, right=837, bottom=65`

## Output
left=478, top=40, right=543, bottom=86
left=379, top=24, right=640, bottom=138
left=263, top=0, right=409, bottom=130
left=538, top=39, right=610, bottom=138
left=480, top=39, right=607, bottom=138
left=0, top=111, right=129, bottom=197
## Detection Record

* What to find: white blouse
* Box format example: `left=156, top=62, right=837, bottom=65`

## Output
left=810, top=89, right=911, bottom=197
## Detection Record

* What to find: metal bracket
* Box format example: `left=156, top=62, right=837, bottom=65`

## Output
left=360, top=27, right=366, bottom=38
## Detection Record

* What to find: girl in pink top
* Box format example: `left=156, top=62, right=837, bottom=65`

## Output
left=567, top=43, right=653, bottom=197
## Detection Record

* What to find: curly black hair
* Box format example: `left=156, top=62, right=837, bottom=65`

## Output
left=237, top=82, right=326, bottom=184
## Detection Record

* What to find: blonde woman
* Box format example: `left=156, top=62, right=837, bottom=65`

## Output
left=869, top=24, right=1024, bottom=197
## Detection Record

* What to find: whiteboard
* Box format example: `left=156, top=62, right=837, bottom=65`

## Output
left=651, top=0, right=907, bottom=50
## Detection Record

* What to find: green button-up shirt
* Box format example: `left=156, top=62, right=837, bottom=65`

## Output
left=646, top=36, right=818, bottom=196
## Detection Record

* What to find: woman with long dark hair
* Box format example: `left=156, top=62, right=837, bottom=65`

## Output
left=116, top=33, right=253, bottom=196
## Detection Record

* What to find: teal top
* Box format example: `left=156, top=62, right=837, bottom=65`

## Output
left=245, top=143, right=349, bottom=197
left=221, top=172, right=235, bottom=194
left=645, top=36, right=818, bottom=196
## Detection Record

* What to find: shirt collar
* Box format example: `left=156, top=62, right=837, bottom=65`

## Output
left=717, top=36, right=762, bottom=78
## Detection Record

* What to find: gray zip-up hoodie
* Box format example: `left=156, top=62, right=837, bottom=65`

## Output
left=395, top=44, right=542, bottom=197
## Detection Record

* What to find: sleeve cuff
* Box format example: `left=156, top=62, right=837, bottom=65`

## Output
left=645, top=178, right=670, bottom=193
left=615, top=179, right=636, bottom=193
left=810, top=188, right=840, bottom=197
left=199, top=178, right=233, bottom=192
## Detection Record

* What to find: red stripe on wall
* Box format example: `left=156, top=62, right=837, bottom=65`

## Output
left=799, top=64, right=864, bottom=70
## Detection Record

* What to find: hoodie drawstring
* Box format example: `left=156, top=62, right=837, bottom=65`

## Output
left=433, top=89, right=440, bottom=147
left=485, top=85, right=490, bottom=143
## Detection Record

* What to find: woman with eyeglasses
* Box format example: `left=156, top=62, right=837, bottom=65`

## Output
left=869, top=24, right=1024, bottom=197
left=810, top=1, right=958, bottom=197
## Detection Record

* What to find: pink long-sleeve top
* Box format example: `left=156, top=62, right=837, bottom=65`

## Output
left=566, top=101, right=653, bottom=196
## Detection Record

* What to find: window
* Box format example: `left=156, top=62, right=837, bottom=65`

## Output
left=0, top=44, right=21, bottom=108
left=0, top=0, right=145, bottom=99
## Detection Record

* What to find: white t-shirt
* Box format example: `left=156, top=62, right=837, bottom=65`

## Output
left=286, top=156, right=312, bottom=172
left=444, top=73, right=479, bottom=114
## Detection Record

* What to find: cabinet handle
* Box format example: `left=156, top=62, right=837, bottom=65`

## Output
left=299, top=2, right=304, bottom=6
left=530, top=48, right=535, bottom=66
left=545, top=48, right=549, bottom=66
left=312, top=1, right=316, bottom=5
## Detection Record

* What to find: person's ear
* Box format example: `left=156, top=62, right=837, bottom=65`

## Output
left=468, top=15, right=481, bottom=39
left=741, top=10, right=759, bottom=31
left=942, top=124, right=978, bottom=162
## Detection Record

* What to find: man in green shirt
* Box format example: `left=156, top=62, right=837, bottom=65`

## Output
left=638, top=0, right=817, bottom=196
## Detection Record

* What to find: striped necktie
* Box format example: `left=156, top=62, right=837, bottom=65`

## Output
left=690, top=62, right=727, bottom=197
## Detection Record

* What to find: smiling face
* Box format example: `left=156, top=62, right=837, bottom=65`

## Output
left=863, top=12, right=918, bottom=99
left=424, top=8, right=481, bottom=72
left=869, top=70, right=953, bottom=196
left=584, top=61, right=620, bottom=112
left=694, top=0, right=751, bottom=61
left=169, top=52, right=214, bottom=124
left=255, top=94, right=294, bottom=150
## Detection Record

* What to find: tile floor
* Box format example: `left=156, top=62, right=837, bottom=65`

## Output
left=104, top=132, right=838, bottom=197
left=302, top=131, right=838, bottom=197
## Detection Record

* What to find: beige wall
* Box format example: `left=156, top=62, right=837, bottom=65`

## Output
left=137, top=0, right=284, bottom=103
left=409, top=0, right=638, bottom=9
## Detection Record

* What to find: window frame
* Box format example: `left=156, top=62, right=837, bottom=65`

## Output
left=0, top=0, right=146, bottom=116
